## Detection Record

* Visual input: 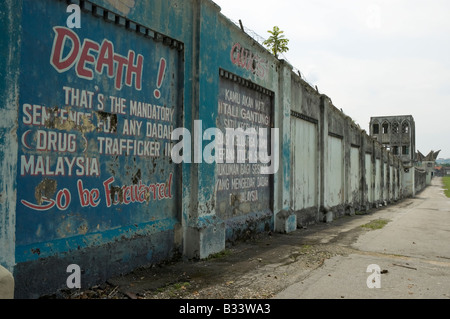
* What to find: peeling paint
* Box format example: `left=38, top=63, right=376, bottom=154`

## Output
left=2, top=0, right=427, bottom=299
left=34, top=179, right=57, bottom=205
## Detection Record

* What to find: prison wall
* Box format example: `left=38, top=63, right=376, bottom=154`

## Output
left=0, top=0, right=425, bottom=298
left=289, top=78, right=407, bottom=226
left=414, top=168, right=427, bottom=195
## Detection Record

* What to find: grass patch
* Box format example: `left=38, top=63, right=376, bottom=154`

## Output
left=172, top=282, right=190, bottom=290
left=443, top=176, right=450, bottom=198
left=206, top=249, right=232, bottom=260
left=300, top=244, right=313, bottom=253
left=361, top=219, right=390, bottom=230
left=156, top=281, right=191, bottom=297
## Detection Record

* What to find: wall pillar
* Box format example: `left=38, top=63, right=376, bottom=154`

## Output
left=0, top=0, right=21, bottom=273
left=402, top=165, right=415, bottom=198
left=274, top=60, right=296, bottom=233
left=318, top=96, right=327, bottom=215
left=359, top=131, right=366, bottom=210
left=343, top=117, right=352, bottom=213
left=183, top=0, right=225, bottom=259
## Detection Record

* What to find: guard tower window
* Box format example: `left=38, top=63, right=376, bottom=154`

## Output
left=392, top=122, right=399, bottom=134
left=393, top=146, right=399, bottom=155
left=372, top=123, right=379, bottom=134
left=382, top=122, right=389, bottom=134
left=402, top=146, right=409, bottom=155
left=402, top=122, right=409, bottom=134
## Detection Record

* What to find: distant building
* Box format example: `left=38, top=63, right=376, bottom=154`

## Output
left=369, top=115, right=416, bottom=165
left=416, top=150, right=441, bottom=183
left=435, top=166, right=450, bottom=177
left=416, top=150, right=441, bottom=164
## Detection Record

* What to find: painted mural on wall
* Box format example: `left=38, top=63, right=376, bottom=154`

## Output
left=215, top=71, right=273, bottom=220
left=230, top=43, right=268, bottom=80
left=16, top=0, right=182, bottom=262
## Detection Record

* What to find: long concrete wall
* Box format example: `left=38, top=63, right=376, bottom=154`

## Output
left=0, top=0, right=428, bottom=298
left=289, top=75, right=414, bottom=226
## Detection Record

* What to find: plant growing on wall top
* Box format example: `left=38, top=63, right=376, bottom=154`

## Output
left=263, top=26, right=289, bottom=58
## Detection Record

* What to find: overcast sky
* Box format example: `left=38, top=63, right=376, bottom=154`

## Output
left=213, top=0, right=450, bottom=158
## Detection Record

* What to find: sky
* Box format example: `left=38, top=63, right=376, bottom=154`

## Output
left=213, top=0, right=450, bottom=159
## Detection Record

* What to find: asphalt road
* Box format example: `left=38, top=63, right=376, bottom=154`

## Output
left=274, top=177, right=450, bottom=299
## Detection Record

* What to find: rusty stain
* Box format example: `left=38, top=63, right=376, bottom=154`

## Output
left=78, top=224, right=88, bottom=235
left=132, top=169, right=141, bottom=185
left=145, top=189, right=151, bottom=205
left=34, top=178, right=57, bottom=205
left=230, top=194, right=237, bottom=206
left=43, top=106, right=98, bottom=133
left=109, top=185, right=123, bottom=204
left=96, top=111, right=118, bottom=133
left=44, top=106, right=77, bottom=131
left=80, top=114, right=96, bottom=133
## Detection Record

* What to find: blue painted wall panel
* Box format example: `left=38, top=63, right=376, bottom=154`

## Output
left=15, top=0, right=183, bottom=262
left=193, top=3, right=279, bottom=241
left=3, top=0, right=285, bottom=297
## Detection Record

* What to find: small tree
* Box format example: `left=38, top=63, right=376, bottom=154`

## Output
left=263, top=26, right=289, bottom=58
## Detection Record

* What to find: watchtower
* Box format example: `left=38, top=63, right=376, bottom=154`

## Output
left=369, top=115, right=416, bottom=165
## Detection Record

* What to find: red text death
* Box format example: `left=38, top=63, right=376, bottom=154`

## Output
left=50, top=27, right=144, bottom=91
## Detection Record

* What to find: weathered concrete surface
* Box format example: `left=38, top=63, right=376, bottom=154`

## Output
left=0, top=265, right=14, bottom=299
left=51, top=178, right=447, bottom=299
left=2, top=0, right=427, bottom=299
left=275, top=177, right=450, bottom=299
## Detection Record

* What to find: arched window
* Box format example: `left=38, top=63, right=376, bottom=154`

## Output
left=392, top=122, right=399, bottom=134
left=382, top=122, right=389, bottom=134
left=372, top=122, right=379, bottom=134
